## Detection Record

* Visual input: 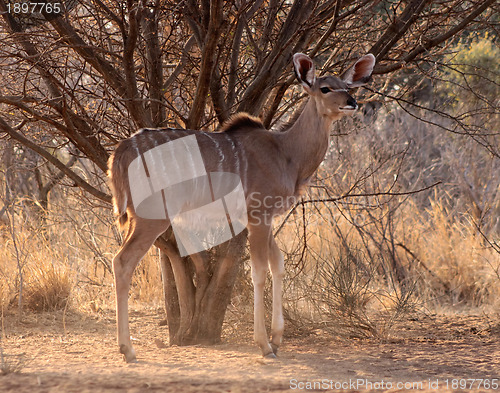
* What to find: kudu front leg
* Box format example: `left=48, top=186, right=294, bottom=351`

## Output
left=249, top=226, right=275, bottom=358
left=269, top=236, right=285, bottom=355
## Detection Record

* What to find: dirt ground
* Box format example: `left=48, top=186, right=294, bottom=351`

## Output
left=1, top=308, right=499, bottom=392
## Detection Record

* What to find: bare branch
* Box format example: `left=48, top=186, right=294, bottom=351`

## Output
left=237, top=0, right=319, bottom=114
left=186, top=0, right=223, bottom=128
left=163, top=35, right=196, bottom=91
left=369, top=0, right=431, bottom=60
left=0, top=116, right=111, bottom=204
left=48, top=14, right=127, bottom=96
left=374, top=0, right=496, bottom=74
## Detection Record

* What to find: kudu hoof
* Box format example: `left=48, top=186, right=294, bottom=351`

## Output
left=120, top=344, right=137, bottom=363
left=270, top=343, right=279, bottom=355
left=264, top=352, right=278, bottom=359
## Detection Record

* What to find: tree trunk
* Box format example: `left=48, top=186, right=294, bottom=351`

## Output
left=157, top=229, right=248, bottom=345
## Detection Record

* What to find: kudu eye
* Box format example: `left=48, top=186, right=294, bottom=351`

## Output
left=320, top=87, right=330, bottom=94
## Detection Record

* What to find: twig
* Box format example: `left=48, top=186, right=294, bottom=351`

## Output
left=293, top=197, right=308, bottom=271
left=275, top=181, right=442, bottom=236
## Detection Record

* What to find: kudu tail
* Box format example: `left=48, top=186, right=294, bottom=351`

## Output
left=107, top=152, right=129, bottom=230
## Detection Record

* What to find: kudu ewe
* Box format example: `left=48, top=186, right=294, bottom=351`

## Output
left=108, top=52, right=375, bottom=362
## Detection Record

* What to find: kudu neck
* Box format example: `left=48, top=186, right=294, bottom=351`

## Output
left=282, top=98, right=332, bottom=180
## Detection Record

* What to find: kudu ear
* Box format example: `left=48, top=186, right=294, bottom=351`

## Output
left=293, top=53, right=316, bottom=92
left=342, top=54, right=376, bottom=88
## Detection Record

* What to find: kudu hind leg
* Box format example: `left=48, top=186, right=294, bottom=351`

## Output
left=269, top=236, right=284, bottom=355
left=113, top=220, right=168, bottom=362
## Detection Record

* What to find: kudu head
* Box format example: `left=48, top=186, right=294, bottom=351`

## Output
left=293, top=52, right=376, bottom=121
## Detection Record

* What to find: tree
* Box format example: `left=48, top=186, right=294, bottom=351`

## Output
left=0, top=0, right=497, bottom=345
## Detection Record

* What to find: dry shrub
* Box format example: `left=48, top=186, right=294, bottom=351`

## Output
left=0, top=211, right=73, bottom=313
left=0, top=198, right=100, bottom=314
left=312, top=245, right=376, bottom=337
left=270, top=135, right=499, bottom=338
left=276, top=208, right=420, bottom=340
left=0, top=197, right=165, bottom=317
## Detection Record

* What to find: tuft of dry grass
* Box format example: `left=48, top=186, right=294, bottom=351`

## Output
left=23, top=263, right=71, bottom=312
left=0, top=347, right=26, bottom=375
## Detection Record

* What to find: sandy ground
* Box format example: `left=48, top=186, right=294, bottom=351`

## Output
left=1, top=308, right=499, bottom=392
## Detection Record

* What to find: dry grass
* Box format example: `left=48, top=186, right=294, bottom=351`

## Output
left=0, top=199, right=162, bottom=318
left=23, top=263, right=71, bottom=312
left=405, top=198, right=500, bottom=307
left=270, top=188, right=499, bottom=339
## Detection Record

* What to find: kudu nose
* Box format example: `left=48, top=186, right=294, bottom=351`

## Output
left=346, top=96, right=357, bottom=109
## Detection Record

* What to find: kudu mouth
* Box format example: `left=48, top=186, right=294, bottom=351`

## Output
left=339, top=96, right=358, bottom=112
left=339, top=103, right=358, bottom=113
left=339, top=104, right=358, bottom=111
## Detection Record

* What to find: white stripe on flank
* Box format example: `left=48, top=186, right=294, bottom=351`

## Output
left=131, top=134, right=140, bottom=161
left=224, top=133, right=239, bottom=175
left=235, top=138, right=247, bottom=193
left=204, top=132, right=224, bottom=173
left=146, top=131, right=159, bottom=151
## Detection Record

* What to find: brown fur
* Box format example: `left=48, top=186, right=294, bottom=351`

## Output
left=219, top=113, right=265, bottom=133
